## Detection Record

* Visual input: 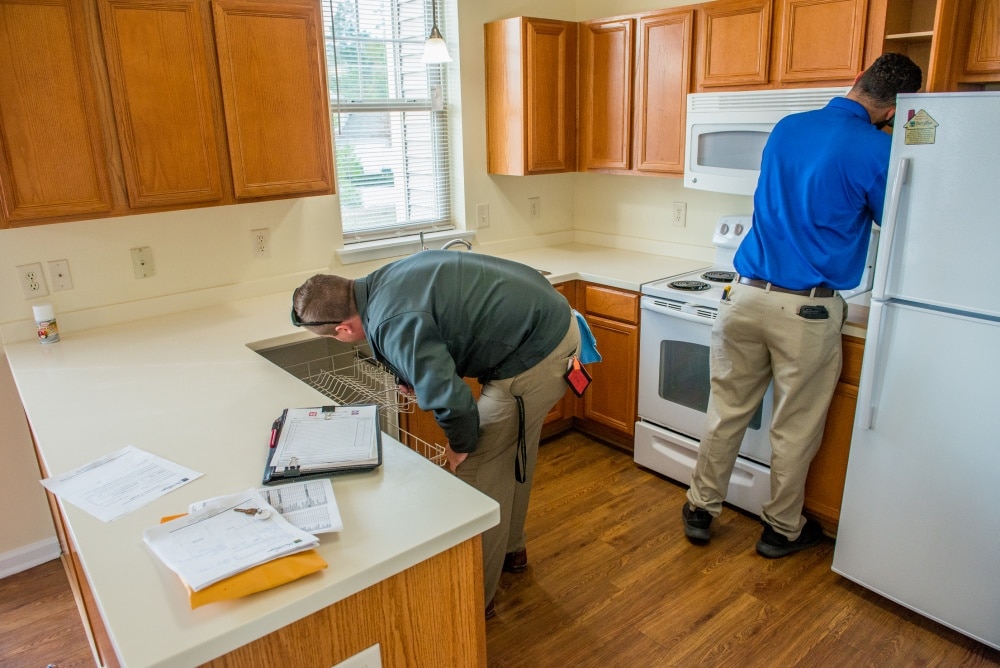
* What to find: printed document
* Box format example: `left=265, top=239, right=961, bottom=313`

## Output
left=145, top=489, right=319, bottom=591
left=190, top=478, right=343, bottom=534
left=40, top=445, right=202, bottom=522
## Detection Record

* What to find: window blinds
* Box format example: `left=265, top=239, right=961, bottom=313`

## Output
left=322, top=0, right=453, bottom=241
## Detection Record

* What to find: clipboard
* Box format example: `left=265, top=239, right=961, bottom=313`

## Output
left=262, top=404, right=383, bottom=485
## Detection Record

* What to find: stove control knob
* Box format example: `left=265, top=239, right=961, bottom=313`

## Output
left=734, top=223, right=744, bottom=236
left=719, top=223, right=730, bottom=236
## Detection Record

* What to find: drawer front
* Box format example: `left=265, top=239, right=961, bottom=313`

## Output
left=583, top=284, right=639, bottom=323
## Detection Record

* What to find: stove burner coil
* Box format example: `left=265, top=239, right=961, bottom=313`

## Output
left=702, top=270, right=736, bottom=283
left=667, top=280, right=712, bottom=291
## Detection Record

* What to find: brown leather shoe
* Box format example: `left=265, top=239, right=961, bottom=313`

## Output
left=503, top=547, right=528, bottom=573
left=485, top=598, right=496, bottom=620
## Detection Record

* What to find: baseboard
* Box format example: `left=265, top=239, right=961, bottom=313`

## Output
left=0, top=538, right=61, bottom=579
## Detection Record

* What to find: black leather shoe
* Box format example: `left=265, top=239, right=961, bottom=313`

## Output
left=756, top=518, right=824, bottom=558
left=485, top=598, right=496, bottom=620
left=503, top=548, right=528, bottom=573
left=682, top=503, right=713, bottom=543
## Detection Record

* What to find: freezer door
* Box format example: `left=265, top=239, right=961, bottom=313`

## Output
left=873, top=93, right=1000, bottom=318
left=833, top=301, right=1000, bottom=649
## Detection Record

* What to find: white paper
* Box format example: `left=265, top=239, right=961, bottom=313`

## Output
left=190, top=478, right=343, bottom=534
left=273, top=405, right=378, bottom=471
left=40, top=445, right=202, bottom=522
left=145, top=489, right=319, bottom=591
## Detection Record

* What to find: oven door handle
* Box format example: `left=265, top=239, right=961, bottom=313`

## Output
left=641, top=298, right=717, bottom=325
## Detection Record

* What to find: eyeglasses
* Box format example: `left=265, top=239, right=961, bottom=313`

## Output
left=290, top=307, right=341, bottom=328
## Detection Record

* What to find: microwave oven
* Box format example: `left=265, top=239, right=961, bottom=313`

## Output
left=683, top=87, right=850, bottom=196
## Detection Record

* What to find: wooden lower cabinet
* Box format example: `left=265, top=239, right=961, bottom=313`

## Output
left=803, top=334, right=865, bottom=534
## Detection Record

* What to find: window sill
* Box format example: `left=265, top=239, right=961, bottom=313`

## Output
left=336, top=230, right=477, bottom=265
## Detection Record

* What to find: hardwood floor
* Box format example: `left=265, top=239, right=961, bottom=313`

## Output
left=2, top=431, right=998, bottom=667
left=486, top=431, right=1000, bottom=667
left=0, top=557, right=92, bottom=668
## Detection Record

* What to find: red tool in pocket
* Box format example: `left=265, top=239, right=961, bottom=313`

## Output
left=563, top=356, right=592, bottom=397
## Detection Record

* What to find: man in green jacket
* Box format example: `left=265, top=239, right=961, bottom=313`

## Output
left=292, top=250, right=581, bottom=617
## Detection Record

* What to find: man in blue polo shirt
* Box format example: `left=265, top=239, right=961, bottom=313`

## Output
left=682, top=53, right=922, bottom=557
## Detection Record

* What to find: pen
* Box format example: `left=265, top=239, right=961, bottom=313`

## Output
left=269, top=418, right=281, bottom=448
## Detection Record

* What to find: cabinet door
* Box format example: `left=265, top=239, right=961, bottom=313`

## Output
left=803, top=335, right=864, bottom=533
left=578, top=18, right=634, bottom=171
left=485, top=17, right=576, bottom=175
left=0, top=0, right=113, bottom=225
left=633, top=10, right=692, bottom=174
left=525, top=19, right=577, bottom=173
left=543, top=281, right=577, bottom=437
left=963, top=0, right=1000, bottom=76
left=98, top=0, right=224, bottom=209
left=212, top=0, right=335, bottom=199
left=696, top=0, right=772, bottom=89
left=582, top=314, right=638, bottom=441
left=774, top=0, right=867, bottom=83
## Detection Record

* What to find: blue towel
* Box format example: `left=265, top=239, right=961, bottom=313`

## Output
left=573, top=310, right=602, bottom=364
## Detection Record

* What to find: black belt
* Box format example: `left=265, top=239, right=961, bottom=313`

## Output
left=738, top=277, right=835, bottom=298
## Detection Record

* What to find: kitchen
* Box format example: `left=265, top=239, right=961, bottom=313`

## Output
left=2, top=0, right=999, bottom=665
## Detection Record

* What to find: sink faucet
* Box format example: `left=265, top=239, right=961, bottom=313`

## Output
left=441, top=238, right=472, bottom=251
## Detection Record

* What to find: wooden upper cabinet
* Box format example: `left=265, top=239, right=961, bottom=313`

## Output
left=0, top=0, right=113, bottom=226
left=212, top=0, right=335, bottom=199
left=98, top=0, right=224, bottom=209
left=962, top=0, right=1000, bottom=78
left=696, top=0, right=773, bottom=90
left=864, top=0, right=963, bottom=90
left=633, top=10, right=693, bottom=173
left=578, top=18, right=634, bottom=171
left=773, top=0, right=867, bottom=84
left=485, top=17, right=577, bottom=175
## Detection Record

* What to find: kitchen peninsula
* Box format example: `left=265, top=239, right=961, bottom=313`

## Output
left=3, top=243, right=867, bottom=666
left=4, top=291, right=501, bottom=667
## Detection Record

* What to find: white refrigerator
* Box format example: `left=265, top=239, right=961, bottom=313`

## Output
left=832, top=92, right=1000, bottom=649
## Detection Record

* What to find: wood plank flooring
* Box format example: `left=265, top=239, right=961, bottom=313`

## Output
left=2, top=430, right=998, bottom=667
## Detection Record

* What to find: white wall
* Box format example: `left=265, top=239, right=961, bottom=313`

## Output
left=0, top=0, right=749, bottom=569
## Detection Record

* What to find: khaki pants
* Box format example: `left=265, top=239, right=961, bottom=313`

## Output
left=686, top=283, right=846, bottom=540
left=456, top=317, right=580, bottom=604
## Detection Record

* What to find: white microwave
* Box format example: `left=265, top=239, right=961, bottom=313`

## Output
left=683, top=87, right=849, bottom=196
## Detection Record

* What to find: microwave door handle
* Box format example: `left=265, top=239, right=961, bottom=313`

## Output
left=871, top=157, right=909, bottom=300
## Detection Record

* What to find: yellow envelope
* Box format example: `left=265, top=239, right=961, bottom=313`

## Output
left=161, top=514, right=327, bottom=609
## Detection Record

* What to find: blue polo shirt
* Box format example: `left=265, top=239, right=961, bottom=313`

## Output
left=735, top=97, right=891, bottom=291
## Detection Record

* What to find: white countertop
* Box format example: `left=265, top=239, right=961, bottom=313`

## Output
left=498, top=242, right=710, bottom=291
left=4, top=292, right=499, bottom=668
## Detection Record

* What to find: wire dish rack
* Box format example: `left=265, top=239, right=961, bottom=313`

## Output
left=283, top=348, right=447, bottom=467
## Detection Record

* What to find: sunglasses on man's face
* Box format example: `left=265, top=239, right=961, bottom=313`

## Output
left=290, top=307, right=341, bottom=328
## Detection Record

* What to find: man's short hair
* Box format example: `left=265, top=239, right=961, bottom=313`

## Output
left=293, top=274, right=357, bottom=324
left=854, top=53, right=923, bottom=107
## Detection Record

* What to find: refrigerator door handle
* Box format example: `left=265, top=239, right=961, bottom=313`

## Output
left=855, top=300, right=886, bottom=430
left=872, top=157, right=910, bottom=300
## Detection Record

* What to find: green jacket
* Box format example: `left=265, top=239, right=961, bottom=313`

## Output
left=355, top=250, right=570, bottom=452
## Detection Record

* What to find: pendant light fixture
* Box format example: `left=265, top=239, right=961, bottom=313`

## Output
left=421, top=0, right=452, bottom=63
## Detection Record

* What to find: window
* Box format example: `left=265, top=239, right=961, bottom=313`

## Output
left=322, top=0, right=452, bottom=243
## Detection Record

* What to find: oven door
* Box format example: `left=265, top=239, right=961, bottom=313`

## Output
left=637, top=296, right=772, bottom=465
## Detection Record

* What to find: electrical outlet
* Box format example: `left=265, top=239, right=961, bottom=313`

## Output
left=672, top=202, right=687, bottom=227
left=251, top=228, right=270, bottom=258
left=528, top=197, right=540, bottom=221
left=131, top=247, right=154, bottom=279
left=476, top=203, right=490, bottom=228
left=16, top=262, right=49, bottom=299
left=48, top=259, right=73, bottom=291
